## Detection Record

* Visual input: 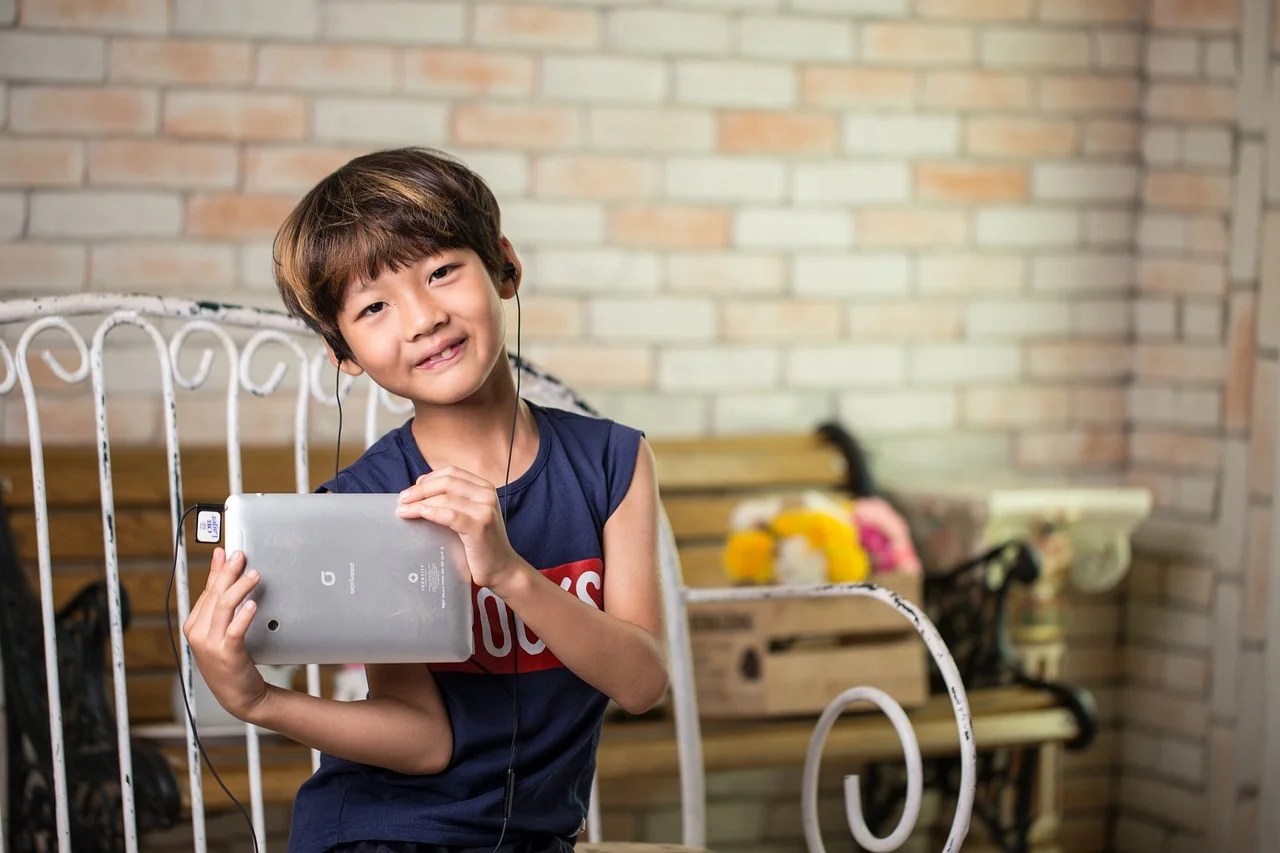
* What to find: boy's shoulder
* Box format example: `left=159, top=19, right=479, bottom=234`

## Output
left=321, top=419, right=417, bottom=494
left=533, top=401, right=643, bottom=449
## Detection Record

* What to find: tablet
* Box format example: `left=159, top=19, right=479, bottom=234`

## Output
left=223, top=493, right=474, bottom=665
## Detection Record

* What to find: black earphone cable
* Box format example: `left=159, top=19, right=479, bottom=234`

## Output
left=166, top=505, right=261, bottom=853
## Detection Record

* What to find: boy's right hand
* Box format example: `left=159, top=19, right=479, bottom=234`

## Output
left=182, top=548, right=269, bottom=722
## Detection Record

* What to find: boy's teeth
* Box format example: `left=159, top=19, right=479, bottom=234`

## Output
left=430, top=344, right=455, bottom=362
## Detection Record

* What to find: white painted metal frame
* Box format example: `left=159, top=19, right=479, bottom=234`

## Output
left=0, top=294, right=975, bottom=852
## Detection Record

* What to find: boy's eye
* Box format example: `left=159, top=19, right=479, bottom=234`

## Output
left=428, top=264, right=456, bottom=283
left=359, top=301, right=387, bottom=318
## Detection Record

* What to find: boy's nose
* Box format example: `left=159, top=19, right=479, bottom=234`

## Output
left=400, top=293, right=445, bottom=340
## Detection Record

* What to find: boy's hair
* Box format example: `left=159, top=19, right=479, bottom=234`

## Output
left=273, top=147, right=507, bottom=360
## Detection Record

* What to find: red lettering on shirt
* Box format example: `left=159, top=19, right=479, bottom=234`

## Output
left=430, top=558, right=604, bottom=675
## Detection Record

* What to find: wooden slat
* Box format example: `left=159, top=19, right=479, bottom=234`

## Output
left=45, top=565, right=210, bottom=618
left=663, top=492, right=809, bottom=540
left=0, top=446, right=362, bottom=510
left=653, top=448, right=845, bottom=492
left=151, top=685, right=1077, bottom=812
left=10, top=508, right=213, bottom=561
left=2, top=440, right=848, bottom=505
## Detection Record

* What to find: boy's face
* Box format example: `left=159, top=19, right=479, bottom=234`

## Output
left=331, top=244, right=519, bottom=407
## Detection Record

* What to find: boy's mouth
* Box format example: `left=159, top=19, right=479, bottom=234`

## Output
left=416, top=338, right=466, bottom=369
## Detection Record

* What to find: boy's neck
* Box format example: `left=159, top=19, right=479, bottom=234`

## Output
left=408, top=386, right=538, bottom=487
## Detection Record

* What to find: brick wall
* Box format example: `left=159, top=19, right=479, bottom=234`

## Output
left=0, top=1, right=1276, bottom=852
left=1118, top=1, right=1278, bottom=852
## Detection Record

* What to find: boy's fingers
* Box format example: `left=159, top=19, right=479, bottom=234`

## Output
left=225, top=599, right=256, bottom=641
left=210, top=569, right=260, bottom=634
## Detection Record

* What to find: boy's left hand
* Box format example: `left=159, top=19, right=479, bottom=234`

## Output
left=396, top=467, right=526, bottom=593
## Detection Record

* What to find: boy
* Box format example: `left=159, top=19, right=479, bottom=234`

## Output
left=182, top=147, right=669, bottom=852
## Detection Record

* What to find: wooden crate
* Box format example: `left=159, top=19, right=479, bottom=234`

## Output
left=687, top=571, right=928, bottom=718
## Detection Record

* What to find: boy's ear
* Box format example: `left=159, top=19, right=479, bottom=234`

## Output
left=497, top=235, right=521, bottom=299
left=324, top=340, right=364, bottom=376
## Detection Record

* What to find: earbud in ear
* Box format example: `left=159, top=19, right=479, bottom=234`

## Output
left=502, top=263, right=517, bottom=281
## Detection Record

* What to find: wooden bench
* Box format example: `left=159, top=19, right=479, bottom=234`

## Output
left=0, top=431, right=1090, bottom=849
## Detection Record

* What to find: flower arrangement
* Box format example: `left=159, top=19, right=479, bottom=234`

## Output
left=723, top=491, right=921, bottom=586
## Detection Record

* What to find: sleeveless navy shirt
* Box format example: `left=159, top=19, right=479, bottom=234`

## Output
left=287, top=402, right=643, bottom=851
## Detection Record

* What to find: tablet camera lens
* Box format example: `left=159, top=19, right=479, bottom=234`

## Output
left=267, top=619, right=280, bottom=632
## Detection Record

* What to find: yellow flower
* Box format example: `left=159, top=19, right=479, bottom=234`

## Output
left=770, top=510, right=870, bottom=584
left=723, top=528, right=775, bottom=584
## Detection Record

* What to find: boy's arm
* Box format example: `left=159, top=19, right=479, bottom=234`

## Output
left=184, top=550, right=452, bottom=775
left=247, top=663, right=452, bottom=775
left=489, top=439, right=669, bottom=713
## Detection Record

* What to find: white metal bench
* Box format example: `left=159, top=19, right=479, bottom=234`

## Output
left=0, top=293, right=975, bottom=853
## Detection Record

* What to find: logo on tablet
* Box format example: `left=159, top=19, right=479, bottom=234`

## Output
left=320, top=571, right=336, bottom=587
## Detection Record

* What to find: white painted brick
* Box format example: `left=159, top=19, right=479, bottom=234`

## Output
left=713, top=392, right=835, bottom=435
left=869, top=433, right=1011, bottom=480
left=1182, top=127, right=1233, bottom=168
left=1238, top=0, right=1271, bottom=133
left=793, top=162, right=910, bottom=205
left=740, top=16, right=854, bottom=61
left=1033, top=163, right=1140, bottom=202
left=0, top=0, right=12, bottom=25
left=918, top=254, right=1024, bottom=293
left=843, top=114, right=959, bottom=156
left=1175, top=475, right=1217, bottom=514
left=532, top=249, right=660, bottom=293
left=502, top=201, right=605, bottom=246
left=1127, top=604, right=1211, bottom=649
left=1096, top=31, right=1142, bottom=70
left=1182, top=302, right=1224, bottom=340
left=911, top=344, right=1021, bottom=383
left=590, top=298, right=715, bottom=342
left=664, top=158, right=786, bottom=203
left=794, top=0, right=908, bottom=14
left=313, top=98, right=447, bottom=144
left=675, top=60, right=795, bottom=108
left=1204, top=39, right=1237, bottom=79
left=1130, top=385, right=1177, bottom=423
left=1159, top=738, right=1206, bottom=784
left=734, top=208, right=850, bottom=249
left=592, top=391, right=705, bottom=438
left=1235, top=648, right=1265, bottom=787
left=1268, top=66, right=1280, bottom=203
left=982, top=28, right=1091, bottom=69
left=666, top=253, right=786, bottom=295
left=1229, top=141, right=1264, bottom=283
left=238, top=241, right=274, bottom=289
left=607, top=9, right=731, bottom=54
left=1073, top=299, right=1131, bottom=338
left=455, top=151, right=529, bottom=197
left=1261, top=212, right=1280, bottom=348
left=966, top=299, right=1072, bottom=339
left=793, top=253, right=910, bottom=297
left=1209, top=581, right=1244, bottom=717
left=323, top=1, right=465, bottom=44
left=589, top=108, right=714, bottom=153
left=1138, top=213, right=1189, bottom=252
left=30, top=191, right=180, bottom=238
left=1143, top=126, right=1181, bottom=165
left=1175, top=389, right=1221, bottom=427
left=786, top=344, right=905, bottom=388
left=0, top=193, right=23, bottom=239
left=1086, top=209, right=1136, bottom=246
left=659, top=346, right=780, bottom=391
left=543, top=56, right=666, bottom=103
left=663, top=0, right=776, bottom=10
left=976, top=208, right=1080, bottom=248
left=0, top=32, right=104, bottom=82
left=1146, top=36, right=1200, bottom=76
left=0, top=245, right=86, bottom=293
left=174, top=0, right=317, bottom=37
left=837, top=390, right=958, bottom=433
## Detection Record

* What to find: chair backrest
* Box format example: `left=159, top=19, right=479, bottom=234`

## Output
left=0, top=293, right=711, bottom=852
